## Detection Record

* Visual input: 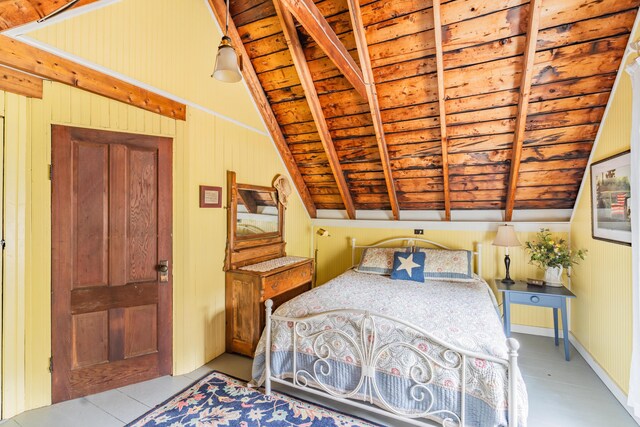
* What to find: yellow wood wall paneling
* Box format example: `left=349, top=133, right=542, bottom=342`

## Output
left=1, top=74, right=311, bottom=416
left=28, top=0, right=265, bottom=132
left=569, top=37, right=639, bottom=393
left=2, top=92, right=29, bottom=418
left=314, top=226, right=570, bottom=329
left=0, top=1, right=316, bottom=413
left=0, top=93, right=4, bottom=416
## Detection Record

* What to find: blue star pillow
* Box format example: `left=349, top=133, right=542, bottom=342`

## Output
left=390, top=251, right=425, bottom=283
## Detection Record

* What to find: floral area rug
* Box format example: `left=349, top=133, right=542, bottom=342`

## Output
left=127, top=371, right=382, bottom=426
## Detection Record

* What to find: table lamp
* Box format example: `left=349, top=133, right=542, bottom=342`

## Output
left=492, top=224, right=521, bottom=284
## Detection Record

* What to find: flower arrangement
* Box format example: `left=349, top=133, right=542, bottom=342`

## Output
left=525, top=228, right=587, bottom=271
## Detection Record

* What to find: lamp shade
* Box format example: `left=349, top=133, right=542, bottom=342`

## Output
left=213, top=36, right=242, bottom=83
left=492, top=225, right=521, bottom=247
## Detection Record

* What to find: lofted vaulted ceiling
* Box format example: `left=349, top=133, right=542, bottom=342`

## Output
left=2, top=0, right=636, bottom=221
left=209, top=0, right=640, bottom=220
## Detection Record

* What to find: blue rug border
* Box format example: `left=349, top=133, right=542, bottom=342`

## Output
left=124, top=370, right=385, bottom=427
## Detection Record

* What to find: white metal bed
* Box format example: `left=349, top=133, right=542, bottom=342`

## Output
left=261, top=237, right=521, bottom=427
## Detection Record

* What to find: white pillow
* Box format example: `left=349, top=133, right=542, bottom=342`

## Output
left=415, top=248, right=474, bottom=282
left=356, top=247, right=411, bottom=275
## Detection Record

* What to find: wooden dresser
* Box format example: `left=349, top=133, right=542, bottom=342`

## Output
left=225, top=257, right=313, bottom=356
left=224, top=171, right=313, bottom=356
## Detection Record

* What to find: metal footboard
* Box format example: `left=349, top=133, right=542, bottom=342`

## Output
left=263, top=299, right=520, bottom=427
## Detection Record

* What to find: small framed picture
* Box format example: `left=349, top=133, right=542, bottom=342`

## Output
left=199, top=185, right=222, bottom=208
left=590, top=150, right=631, bottom=246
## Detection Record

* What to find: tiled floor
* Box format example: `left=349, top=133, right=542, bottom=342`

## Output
left=1, top=333, right=636, bottom=427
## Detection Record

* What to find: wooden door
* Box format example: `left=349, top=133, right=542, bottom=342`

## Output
left=51, top=126, right=172, bottom=403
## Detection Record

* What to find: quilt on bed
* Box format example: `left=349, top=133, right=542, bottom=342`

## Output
left=251, top=270, right=528, bottom=427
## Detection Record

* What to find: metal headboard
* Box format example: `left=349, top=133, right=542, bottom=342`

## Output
left=350, top=237, right=483, bottom=277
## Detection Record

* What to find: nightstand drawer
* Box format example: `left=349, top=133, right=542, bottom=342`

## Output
left=509, top=292, right=563, bottom=308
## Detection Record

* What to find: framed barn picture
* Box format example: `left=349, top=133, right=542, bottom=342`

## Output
left=590, top=150, right=631, bottom=246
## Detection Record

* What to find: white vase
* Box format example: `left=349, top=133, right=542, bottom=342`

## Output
left=544, top=266, right=564, bottom=286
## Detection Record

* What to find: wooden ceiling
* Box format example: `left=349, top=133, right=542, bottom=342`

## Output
left=208, top=0, right=639, bottom=220
left=2, top=0, right=636, bottom=220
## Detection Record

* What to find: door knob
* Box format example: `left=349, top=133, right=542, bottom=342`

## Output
left=157, top=260, right=169, bottom=283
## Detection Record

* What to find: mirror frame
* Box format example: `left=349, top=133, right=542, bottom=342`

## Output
left=227, top=171, right=284, bottom=250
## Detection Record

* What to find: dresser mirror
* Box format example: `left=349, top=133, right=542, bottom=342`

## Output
left=225, top=171, right=286, bottom=271
left=236, top=188, right=279, bottom=238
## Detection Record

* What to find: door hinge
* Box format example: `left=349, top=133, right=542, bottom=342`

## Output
left=0, top=239, right=5, bottom=250
left=49, top=357, right=53, bottom=373
left=48, top=164, right=52, bottom=181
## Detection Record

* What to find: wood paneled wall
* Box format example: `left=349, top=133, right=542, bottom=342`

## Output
left=570, top=41, right=638, bottom=393
left=28, top=0, right=265, bottom=132
left=2, top=80, right=311, bottom=417
left=1, top=0, right=313, bottom=414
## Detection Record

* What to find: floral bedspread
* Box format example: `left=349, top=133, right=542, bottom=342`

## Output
left=252, top=270, right=528, bottom=427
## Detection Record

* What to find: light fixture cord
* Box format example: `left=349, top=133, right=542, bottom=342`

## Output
left=225, top=0, right=230, bottom=36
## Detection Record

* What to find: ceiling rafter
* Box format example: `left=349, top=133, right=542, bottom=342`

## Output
left=207, top=0, right=317, bottom=218
left=347, top=0, right=400, bottom=220
left=279, top=0, right=367, bottom=100
left=0, top=35, right=186, bottom=119
left=505, top=0, right=543, bottom=221
left=273, top=0, right=356, bottom=219
left=432, top=0, right=451, bottom=221
left=0, top=0, right=99, bottom=31
left=0, top=64, right=43, bottom=98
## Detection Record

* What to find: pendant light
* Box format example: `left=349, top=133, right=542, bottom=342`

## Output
left=212, top=0, right=242, bottom=83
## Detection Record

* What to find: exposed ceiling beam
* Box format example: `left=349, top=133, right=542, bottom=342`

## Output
left=346, top=0, right=400, bottom=220
left=274, top=0, right=356, bottom=219
left=0, top=35, right=186, bottom=120
left=0, top=64, right=42, bottom=98
left=207, top=0, right=317, bottom=218
left=238, top=189, right=258, bottom=213
left=279, top=0, right=367, bottom=100
left=0, top=0, right=99, bottom=31
left=432, top=0, right=451, bottom=221
left=505, top=0, right=543, bottom=222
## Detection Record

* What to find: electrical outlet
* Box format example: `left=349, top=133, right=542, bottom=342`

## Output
left=414, top=229, right=424, bottom=235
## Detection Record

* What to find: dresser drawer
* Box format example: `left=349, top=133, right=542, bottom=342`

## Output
left=509, top=292, right=563, bottom=308
left=263, top=262, right=313, bottom=300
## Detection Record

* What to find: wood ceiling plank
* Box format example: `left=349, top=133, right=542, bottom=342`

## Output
left=279, top=0, right=367, bottom=99
left=444, top=73, right=616, bottom=115
left=517, top=169, right=587, bottom=187
left=432, top=0, right=451, bottom=220
left=0, top=35, right=186, bottom=120
left=448, top=134, right=515, bottom=154
left=0, top=0, right=99, bottom=31
left=360, top=0, right=431, bottom=27
left=442, top=4, right=527, bottom=52
left=274, top=0, right=355, bottom=218
left=207, top=0, right=317, bottom=218
left=524, top=124, right=599, bottom=147
left=540, top=0, right=640, bottom=30
left=0, top=64, right=42, bottom=98
left=505, top=0, right=540, bottom=221
left=347, top=0, right=400, bottom=220
left=369, top=29, right=435, bottom=68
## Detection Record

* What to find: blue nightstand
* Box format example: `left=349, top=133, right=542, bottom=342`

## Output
left=494, top=279, right=576, bottom=361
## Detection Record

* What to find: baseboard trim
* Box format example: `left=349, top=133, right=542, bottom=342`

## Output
left=513, top=325, right=640, bottom=425
left=510, top=324, right=564, bottom=338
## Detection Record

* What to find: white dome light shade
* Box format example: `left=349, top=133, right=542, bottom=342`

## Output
left=213, top=36, right=242, bottom=83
